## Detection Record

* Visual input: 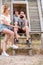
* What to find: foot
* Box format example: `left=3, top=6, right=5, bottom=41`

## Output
left=26, top=40, right=31, bottom=47
left=26, top=40, right=29, bottom=44
left=16, top=39, right=19, bottom=43
left=11, top=44, right=18, bottom=49
left=2, top=52, right=9, bottom=56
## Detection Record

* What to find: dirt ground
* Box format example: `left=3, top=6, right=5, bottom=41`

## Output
left=0, top=55, right=43, bottom=65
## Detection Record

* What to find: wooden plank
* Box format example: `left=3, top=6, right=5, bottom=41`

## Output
left=30, top=31, right=43, bottom=34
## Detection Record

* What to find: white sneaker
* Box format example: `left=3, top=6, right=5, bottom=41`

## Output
left=11, top=44, right=18, bottom=49
left=2, top=52, right=9, bottom=56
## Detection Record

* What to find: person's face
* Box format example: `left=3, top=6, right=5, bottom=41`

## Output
left=20, top=11, right=24, bottom=16
left=15, top=11, right=19, bottom=16
left=5, top=8, right=10, bottom=14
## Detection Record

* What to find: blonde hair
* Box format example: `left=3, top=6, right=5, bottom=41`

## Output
left=2, top=5, right=9, bottom=13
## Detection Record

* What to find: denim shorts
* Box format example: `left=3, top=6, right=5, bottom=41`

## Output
left=0, top=24, right=14, bottom=32
left=0, top=24, right=9, bottom=32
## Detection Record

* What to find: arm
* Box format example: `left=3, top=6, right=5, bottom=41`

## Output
left=2, top=20, right=10, bottom=26
left=2, top=20, right=19, bottom=28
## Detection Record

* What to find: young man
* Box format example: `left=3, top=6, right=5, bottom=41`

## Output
left=13, top=10, right=20, bottom=43
left=13, top=10, right=20, bottom=24
left=14, top=11, right=31, bottom=47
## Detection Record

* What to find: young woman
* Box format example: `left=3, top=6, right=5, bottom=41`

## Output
left=0, top=5, right=18, bottom=56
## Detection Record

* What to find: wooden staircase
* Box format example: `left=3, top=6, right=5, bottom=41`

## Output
left=28, top=0, right=41, bottom=31
left=0, top=32, right=41, bottom=56
left=7, top=35, right=32, bottom=56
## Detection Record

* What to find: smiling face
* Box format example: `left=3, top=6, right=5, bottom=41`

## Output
left=20, top=11, right=24, bottom=16
left=20, top=11, right=26, bottom=19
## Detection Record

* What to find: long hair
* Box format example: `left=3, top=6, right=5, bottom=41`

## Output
left=1, top=5, right=9, bottom=14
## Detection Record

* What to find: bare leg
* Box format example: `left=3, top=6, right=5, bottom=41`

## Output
left=2, top=34, right=9, bottom=52
left=2, top=28, right=18, bottom=56
left=14, top=22, right=18, bottom=40
left=25, top=26, right=30, bottom=40
left=23, top=26, right=30, bottom=40
left=3, top=29, right=14, bottom=45
left=22, top=26, right=31, bottom=46
left=3, top=29, right=18, bottom=49
left=2, top=28, right=14, bottom=53
left=14, top=28, right=18, bottom=40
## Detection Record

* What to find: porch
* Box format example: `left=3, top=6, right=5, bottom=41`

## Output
left=0, top=0, right=43, bottom=55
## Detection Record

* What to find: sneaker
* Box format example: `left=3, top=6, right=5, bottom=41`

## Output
left=16, top=39, right=19, bottom=43
left=26, top=40, right=29, bottom=44
left=2, top=52, right=9, bottom=56
left=26, top=40, right=31, bottom=47
left=26, top=39, right=31, bottom=44
left=11, top=44, right=18, bottom=49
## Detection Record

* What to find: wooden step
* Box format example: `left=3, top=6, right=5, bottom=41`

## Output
left=18, top=36, right=31, bottom=44
left=7, top=44, right=32, bottom=56
left=3, top=42, right=31, bottom=56
left=18, top=36, right=26, bottom=44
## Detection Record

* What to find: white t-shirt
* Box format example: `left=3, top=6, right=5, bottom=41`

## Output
left=0, top=14, right=11, bottom=24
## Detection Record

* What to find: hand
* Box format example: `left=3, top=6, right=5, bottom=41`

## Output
left=13, top=26, right=20, bottom=28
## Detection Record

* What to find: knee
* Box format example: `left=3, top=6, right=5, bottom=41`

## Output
left=25, top=26, right=29, bottom=30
